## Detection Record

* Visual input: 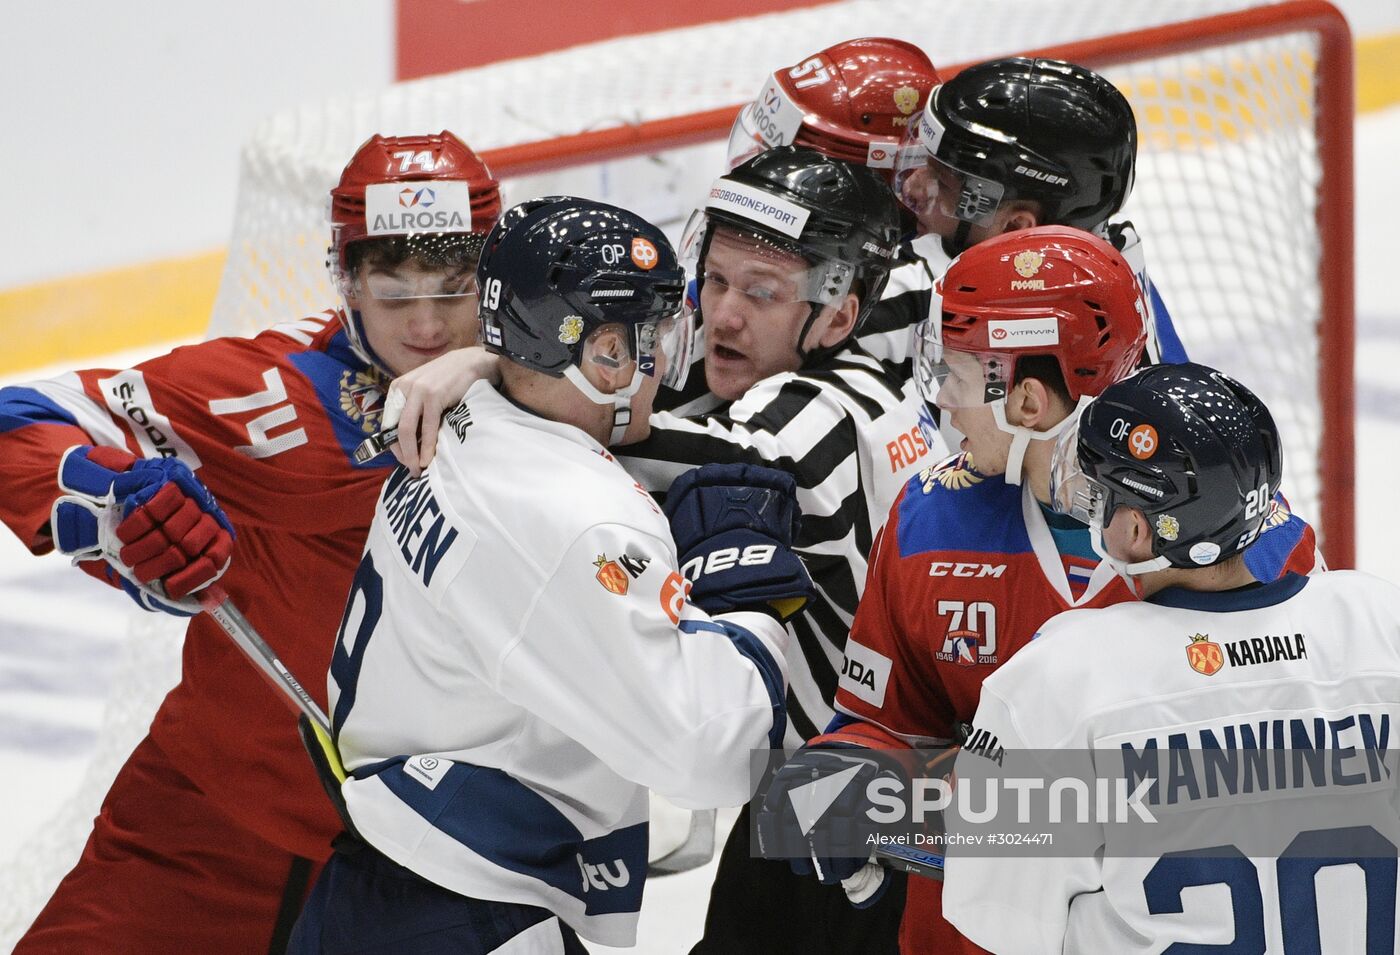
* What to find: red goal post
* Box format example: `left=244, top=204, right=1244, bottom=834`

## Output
left=474, top=0, right=1355, bottom=567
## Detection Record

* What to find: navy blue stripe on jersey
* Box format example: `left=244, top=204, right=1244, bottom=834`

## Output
left=681, top=618, right=786, bottom=748
left=0, top=387, right=80, bottom=434
left=896, top=470, right=1031, bottom=558
left=1148, top=572, right=1309, bottom=612
left=1147, top=278, right=1188, bottom=363
left=287, top=342, right=392, bottom=470
left=358, top=757, right=647, bottom=917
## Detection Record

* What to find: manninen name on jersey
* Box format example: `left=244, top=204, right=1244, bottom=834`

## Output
left=380, top=467, right=460, bottom=587
left=1121, top=712, right=1391, bottom=807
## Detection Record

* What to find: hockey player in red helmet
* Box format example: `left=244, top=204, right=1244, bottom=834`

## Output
left=0, top=131, right=500, bottom=954
left=329, top=131, right=502, bottom=376
left=756, top=226, right=1318, bottom=954
left=726, top=38, right=940, bottom=181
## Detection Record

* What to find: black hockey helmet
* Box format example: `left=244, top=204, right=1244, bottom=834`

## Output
left=895, top=58, right=1137, bottom=250
left=682, top=145, right=902, bottom=361
left=477, top=196, right=689, bottom=389
left=1052, top=363, right=1283, bottom=570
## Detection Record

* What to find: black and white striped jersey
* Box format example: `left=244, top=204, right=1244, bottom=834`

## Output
left=618, top=343, right=946, bottom=745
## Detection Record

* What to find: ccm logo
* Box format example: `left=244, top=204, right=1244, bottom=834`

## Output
left=682, top=544, right=776, bottom=580
left=929, top=562, right=1006, bottom=578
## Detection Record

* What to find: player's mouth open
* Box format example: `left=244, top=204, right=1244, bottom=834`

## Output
left=711, top=344, right=746, bottom=363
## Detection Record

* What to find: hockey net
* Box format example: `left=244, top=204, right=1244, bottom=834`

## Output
left=0, top=0, right=1352, bottom=944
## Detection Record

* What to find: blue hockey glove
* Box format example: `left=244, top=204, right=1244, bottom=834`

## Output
left=663, top=463, right=815, bottom=619
left=51, top=445, right=235, bottom=614
left=755, top=745, right=902, bottom=904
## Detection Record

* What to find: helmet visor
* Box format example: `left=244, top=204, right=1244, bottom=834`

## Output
left=1049, top=416, right=1108, bottom=526
left=640, top=309, right=693, bottom=391
left=681, top=211, right=854, bottom=309
left=916, top=341, right=1012, bottom=409
left=354, top=265, right=478, bottom=301
left=894, top=103, right=1006, bottom=227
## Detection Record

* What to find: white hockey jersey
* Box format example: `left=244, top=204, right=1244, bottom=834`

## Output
left=329, top=381, right=789, bottom=947
left=943, top=571, right=1400, bottom=954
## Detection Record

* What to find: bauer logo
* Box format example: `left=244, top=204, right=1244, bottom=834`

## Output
left=707, top=179, right=809, bottom=239
left=986, top=318, right=1058, bottom=348
left=839, top=640, right=892, bottom=708
left=365, top=181, right=472, bottom=235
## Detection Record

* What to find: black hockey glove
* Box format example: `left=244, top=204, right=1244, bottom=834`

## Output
left=663, top=463, right=815, bottom=619
left=755, top=745, right=903, bottom=898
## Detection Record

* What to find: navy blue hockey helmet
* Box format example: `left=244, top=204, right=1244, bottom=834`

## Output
left=1052, top=362, right=1283, bottom=570
left=477, top=197, right=690, bottom=396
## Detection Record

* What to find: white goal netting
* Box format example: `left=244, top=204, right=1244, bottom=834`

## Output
left=0, top=0, right=1351, bottom=946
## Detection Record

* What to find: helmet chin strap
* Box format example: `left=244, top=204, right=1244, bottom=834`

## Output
left=564, top=365, right=640, bottom=446
left=991, top=394, right=1093, bottom=486
left=1089, top=522, right=1172, bottom=593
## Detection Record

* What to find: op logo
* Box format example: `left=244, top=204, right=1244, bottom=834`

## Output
left=1186, top=633, right=1224, bottom=676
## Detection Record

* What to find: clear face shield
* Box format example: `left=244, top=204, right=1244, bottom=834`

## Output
left=680, top=213, right=854, bottom=313
left=912, top=328, right=1012, bottom=409
left=725, top=75, right=806, bottom=171
left=350, top=266, right=478, bottom=303
left=893, top=103, right=1006, bottom=230
left=1049, top=416, right=1109, bottom=526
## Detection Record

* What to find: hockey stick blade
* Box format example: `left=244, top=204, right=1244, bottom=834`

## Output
left=873, top=842, right=944, bottom=879
left=197, top=584, right=332, bottom=735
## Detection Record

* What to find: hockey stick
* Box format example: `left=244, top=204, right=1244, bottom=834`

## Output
left=196, top=584, right=332, bottom=735
left=840, top=844, right=944, bottom=906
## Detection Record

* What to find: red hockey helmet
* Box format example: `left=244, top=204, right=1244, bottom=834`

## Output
left=328, top=130, right=502, bottom=279
left=327, top=131, right=502, bottom=372
left=917, top=226, right=1147, bottom=407
left=726, top=38, right=940, bottom=181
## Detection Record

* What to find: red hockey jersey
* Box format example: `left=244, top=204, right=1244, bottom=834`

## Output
left=0, top=310, right=394, bottom=859
left=820, top=451, right=1318, bottom=954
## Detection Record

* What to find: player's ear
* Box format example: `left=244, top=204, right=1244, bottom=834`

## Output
left=814, top=292, right=860, bottom=349
left=1125, top=508, right=1157, bottom=561
left=1003, top=203, right=1041, bottom=233
left=1011, top=377, right=1054, bottom=430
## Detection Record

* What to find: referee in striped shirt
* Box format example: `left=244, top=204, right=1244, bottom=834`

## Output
left=615, top=146, right=944, bottom=955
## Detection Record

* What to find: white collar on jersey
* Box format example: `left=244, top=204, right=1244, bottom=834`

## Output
left=1020, top=482, right=1122, bottom=608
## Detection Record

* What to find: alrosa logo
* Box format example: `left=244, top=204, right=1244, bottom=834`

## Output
left=398, top=186, right=437, bottom=208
